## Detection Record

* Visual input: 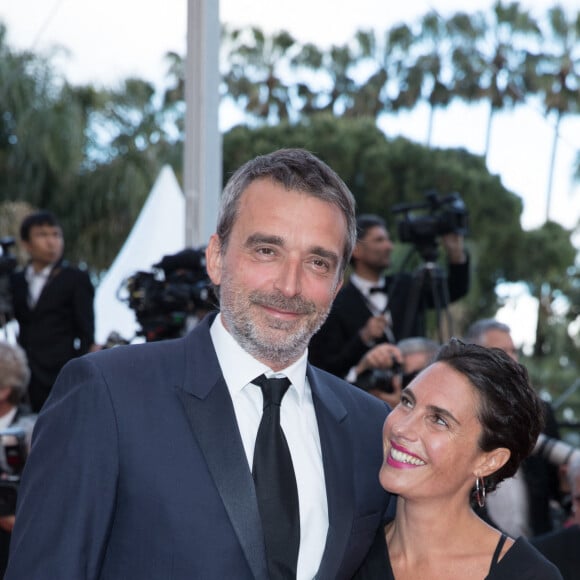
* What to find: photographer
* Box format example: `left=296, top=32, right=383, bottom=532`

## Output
left=355, top=336, right=439, bottom=407
left=0, top=341, right=35, bottom=576
left=308, top=213, right=469, bottom=382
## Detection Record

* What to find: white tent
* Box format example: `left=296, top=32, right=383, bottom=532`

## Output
left=94, top=165, right=186, bottom=344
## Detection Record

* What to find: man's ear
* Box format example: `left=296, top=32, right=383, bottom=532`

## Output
left=476, top=447, right=511, bottom=479
left=205, top=234, right=223, bottom=286
left=351, top=242, right=363, bottom=263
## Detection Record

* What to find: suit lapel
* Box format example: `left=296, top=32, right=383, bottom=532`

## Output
left=308, top=366, right=354, bottom=580
left=176, top=318, right=269, bottom=580
left=346, top=281, right=373, bottom=316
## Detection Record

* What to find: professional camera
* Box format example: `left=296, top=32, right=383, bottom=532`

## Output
left=357, top=363, right=423, bottom=394
left=357, top=362, right=403, bottom=394
left=119, top=247, right=214, bottom=342
left=392, top=190, right=468, bottom=262
left=0, top=237, right=17, bottom=325
left=0, top=426, right=27, bottom=517
left=533, top=433, right=580, bottom=467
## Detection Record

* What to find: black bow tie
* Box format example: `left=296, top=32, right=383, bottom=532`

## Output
left=369, top=286, right=386, bottom=294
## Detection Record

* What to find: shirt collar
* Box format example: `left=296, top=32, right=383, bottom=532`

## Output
left=350, top=272, right=384, bottom=294
left=210, top=312, right=308, bottom=403
left=25, top=263, right=52, bottom=280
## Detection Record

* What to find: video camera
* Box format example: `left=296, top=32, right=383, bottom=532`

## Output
left=392, top=190, right=468, bottom=262
left=0, top=426, right=28, bottom=517
left=0, top=237, right=17, bottom=325
left=119, top=247, right=214, bottom=342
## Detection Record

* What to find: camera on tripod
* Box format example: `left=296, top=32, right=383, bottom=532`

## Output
left=392, top=191, right=468, bottom=262
left=119, top=247, right=214, bottom=342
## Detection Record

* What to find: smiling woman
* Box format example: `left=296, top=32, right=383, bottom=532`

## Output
left=354, top=338, right=563, bottom=580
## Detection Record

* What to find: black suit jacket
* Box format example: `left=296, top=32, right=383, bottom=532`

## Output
left=6, top=314, right=392, bottom=579
left=522, top=401, right=562, bottom=536
left=532, top=524, right=580, bottom=580
left=10, top=260, right=95, bottom=398
left=309, top=260, right=469, bottom=378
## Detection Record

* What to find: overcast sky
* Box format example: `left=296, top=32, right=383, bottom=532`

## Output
left=0, top=0, right=579, bottom=234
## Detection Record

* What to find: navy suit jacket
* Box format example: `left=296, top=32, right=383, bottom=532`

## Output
left=6, top=314, right=391, bottom=579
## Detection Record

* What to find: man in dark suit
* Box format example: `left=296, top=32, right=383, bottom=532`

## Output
left=6, top=149, right=392, bottom=579
left=309, top=214, right=469, bottom=386
left=10, top=210, right=97, bottom=412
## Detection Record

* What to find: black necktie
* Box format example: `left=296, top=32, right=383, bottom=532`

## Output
left=252, top=374, right=300, bottom=579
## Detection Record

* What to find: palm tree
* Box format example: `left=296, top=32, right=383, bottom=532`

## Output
left=531, top=5, right=580, bottom=222
left=291, top=35, right=364, bottom=119
left=341, top=29, right=389, bottom=119
left=388, top=12, right=455, bottom=146
left=221, top=26, right=299, bottom=124
left=450, top=2, right=540, bottom=161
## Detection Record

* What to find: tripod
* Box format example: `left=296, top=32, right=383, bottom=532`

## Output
left=397, top=242, right=454, bottom=343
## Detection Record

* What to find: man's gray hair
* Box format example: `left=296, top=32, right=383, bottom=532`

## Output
left=397, top=336, right=439, bottom=358
left=464, top=318, right=511, bottom=346
left=216, top=148, right=357, bottom=272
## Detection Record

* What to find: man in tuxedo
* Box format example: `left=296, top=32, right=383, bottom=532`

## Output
left=6, top=149, right=392, bottom=579
left=309, top=213, right=468, bottom=386
left=10, top=210, right=97, bottom=412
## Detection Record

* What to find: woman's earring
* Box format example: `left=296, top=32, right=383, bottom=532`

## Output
left=475, top=475, right=486, bottom=508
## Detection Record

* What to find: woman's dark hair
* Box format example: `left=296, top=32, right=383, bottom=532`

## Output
left=434, top=338, right=544, bottom=495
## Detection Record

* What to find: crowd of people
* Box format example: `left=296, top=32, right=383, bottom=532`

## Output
left=0, top=148, right=577, bottom=579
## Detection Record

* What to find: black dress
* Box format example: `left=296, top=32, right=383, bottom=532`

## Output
left=353, top=529, right=563, bottom=579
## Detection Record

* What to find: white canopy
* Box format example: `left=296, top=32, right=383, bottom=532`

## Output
left=94, top=165, right=186, bottom=344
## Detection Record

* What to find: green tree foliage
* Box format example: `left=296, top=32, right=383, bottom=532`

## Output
left=528, top=5, right=580, bottom=220
left=222, top=26, right=300, bottom=123
left=515, top=221, right=578, bottom=357
left=391, top=12, right=456, bottom=146
left=0, top=23, right=177, bottom=271
left=450, top=2, right=541, bottom=159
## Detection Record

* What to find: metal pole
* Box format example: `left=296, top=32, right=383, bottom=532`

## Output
left=184, top=0, right=221, bottom=247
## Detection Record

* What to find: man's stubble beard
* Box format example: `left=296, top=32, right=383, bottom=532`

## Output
left=218, top=270, right=335, bottom=368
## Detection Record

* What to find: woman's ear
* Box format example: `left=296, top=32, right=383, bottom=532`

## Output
left=476, top=447, right=511, bottom=479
